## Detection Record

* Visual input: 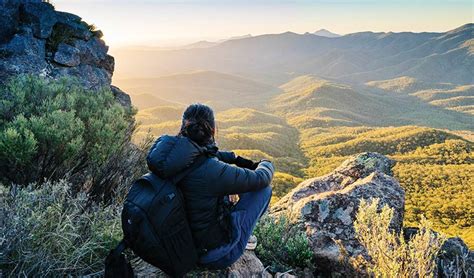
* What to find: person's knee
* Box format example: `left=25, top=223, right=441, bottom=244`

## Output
left=263, top=184, right=272, bottom=202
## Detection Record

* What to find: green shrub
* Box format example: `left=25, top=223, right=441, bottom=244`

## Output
left=354, top=198, right=445, bottom=277
left=0, top=180, right=122, bottom=276
left=254, top=214, right=313, bottom=273
left=0, top=76, right=135, bottom=187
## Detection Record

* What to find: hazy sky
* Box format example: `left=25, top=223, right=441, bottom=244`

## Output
left=53, top=0, right=473, bottom=48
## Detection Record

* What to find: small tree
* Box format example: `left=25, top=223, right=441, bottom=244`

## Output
left=0, top=75, right=135, bottom=188
left=354, top=198, right=445, bottom=277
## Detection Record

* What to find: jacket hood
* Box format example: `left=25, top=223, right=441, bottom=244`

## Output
left=146, top=135, right=213, bottom=178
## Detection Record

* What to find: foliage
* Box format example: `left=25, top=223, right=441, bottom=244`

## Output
left=254, top=214, right=314, bottom=272
left=0, top=181, right=122, bottom=276
left=271, top=76, right=474, bottom=130
left=300, top=126, right=474, bottom=248
left=271, top=172, right=303, bottom=199
left=0, top=76, right=135, bottom=188
left=354, top=198, right=445, bottom=277
left=82, top=22, right=104, bottom=38
left=395, top=163, right=474, bottom=243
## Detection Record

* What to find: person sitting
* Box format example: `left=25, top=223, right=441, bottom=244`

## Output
left=147, top=103, right=274, bottom=269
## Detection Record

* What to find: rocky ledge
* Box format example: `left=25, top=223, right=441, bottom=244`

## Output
left=270, top=152, right=405, bottom=275
left=136, top=152, right=472, bottom=277
left=0, top=0, right=130, bottom=107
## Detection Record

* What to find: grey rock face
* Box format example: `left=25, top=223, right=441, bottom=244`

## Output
left=53, top=43, right=80, bottom=66
left=271, top=152, right=405, bottom=275
left=20, top=2, right=57, bottom=39
left=0, top=1, right=131, bottom=107
left=404, top=227, right=473, bottom=277
left=55, top=11, right=82, bottom=24
left=437, top=237, right=473, bottom=277
left=74, top=37, right=110, bottom=70
left=0, top=5, right=19, bottom=43
left=4, top=32, right=45, bottom=57
left=111, top=85, right=132, bottom=107
left=51, top=64, right=112, bottom=89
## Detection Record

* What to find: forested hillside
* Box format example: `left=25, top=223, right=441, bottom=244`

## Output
left=115, top=22, right=474, bottom=249
left=367, top=76, right=474, bottom=115
left=135, top=101, right=474, bottom=247
left=271, top=76, right=474, bottom=130
left=1, top=0, right=471, bottom=275
left=128, top=52, right=474, bottom=247
left=298, top=126, right=473, bottom=246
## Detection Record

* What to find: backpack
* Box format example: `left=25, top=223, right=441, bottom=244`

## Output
left=105, top=154, right=207, bottom=278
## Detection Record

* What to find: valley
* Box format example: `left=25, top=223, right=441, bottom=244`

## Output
left=114, top=23, right=474, bottom=248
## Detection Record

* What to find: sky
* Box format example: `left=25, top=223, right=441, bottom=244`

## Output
left=53, top=0, right=474, bottom=48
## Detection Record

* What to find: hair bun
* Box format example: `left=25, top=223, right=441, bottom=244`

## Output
left=179, top=104, right=216, bottom=146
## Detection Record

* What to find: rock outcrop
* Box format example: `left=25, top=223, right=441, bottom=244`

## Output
left=134, top=152, right=471, bottom=277
left=404, top=227, right=474, bottom=277
left=0, top=0, right=130, bottom=107
left=134, top=251, right=271, bottom=277
left=271, top=152, right=405, bottom=275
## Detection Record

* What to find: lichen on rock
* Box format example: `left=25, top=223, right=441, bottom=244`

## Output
left=270, top=152, right=405, bottom=275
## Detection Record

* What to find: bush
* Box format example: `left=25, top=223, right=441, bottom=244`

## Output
left=0, top=76, right=135, bottom=188
left=254, top=214, right=313, bottom=273
left=354, top=198, right=446, bottom=277
left=0, top=181, right=122, bottom=276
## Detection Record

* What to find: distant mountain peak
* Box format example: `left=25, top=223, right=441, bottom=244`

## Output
left=313, top=29, right=341, bottom=38
left=225, top=34, right=252, bottom=41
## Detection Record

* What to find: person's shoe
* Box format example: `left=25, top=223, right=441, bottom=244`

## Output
left=246, top=235, right=257, bottom=250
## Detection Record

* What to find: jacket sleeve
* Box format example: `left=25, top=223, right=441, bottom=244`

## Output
left=208, top=159, right=274, bottom=196
left=215, top=151, right=237, bottom=164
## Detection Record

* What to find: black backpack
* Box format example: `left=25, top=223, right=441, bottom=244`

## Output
left=105, top=155, right=207, bottom=278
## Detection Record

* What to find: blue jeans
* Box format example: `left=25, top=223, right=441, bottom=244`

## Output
left=199, top=185, right=272, bottom=269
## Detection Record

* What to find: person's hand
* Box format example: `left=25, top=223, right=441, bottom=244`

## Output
left=229, top=194, right=239, bottom=204
left=235, top=156, right=259, bottom=170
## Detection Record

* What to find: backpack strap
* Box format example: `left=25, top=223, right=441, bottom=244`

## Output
left=104, top=239, right=134, bottom=278
left=111, top=239, right=128, bottom=257
left=170, top=154, right=208, bottom=185
left=141, top=154, right=208, bottom=187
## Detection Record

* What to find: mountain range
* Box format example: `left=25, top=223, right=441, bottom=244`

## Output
left=113, top=23, right=473, bottom=85
left=116, top=24, right=473, bottom=248
left=313, top=29, right=340, bottom=38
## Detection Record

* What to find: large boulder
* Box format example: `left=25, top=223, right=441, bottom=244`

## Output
left=20, top=2, right=57, bottom=39
left=55, top=11, right=92, bottom=41
left=437, top=237, right=474, bottom=277
left=74, top=37, right=111, bottom=70
left=111, top=85, right=132, bottom=107
left=3, top=30, right=45, bottom=57
left=271, top=152, right=405, bottom=275
left=51, top=64, right=112, bottom=89
left=53, top=43, right=80, bottom=67
left=133, top=251, right=271, bottom=277
left=0, top=1, right=130, bottom=108
left=0, top=4, right=20, bottom=43
left=404, top=228, right=474, bottom=277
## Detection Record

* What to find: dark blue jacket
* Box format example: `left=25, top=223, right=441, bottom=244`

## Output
left=147, top=135, right=274, bottom=250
